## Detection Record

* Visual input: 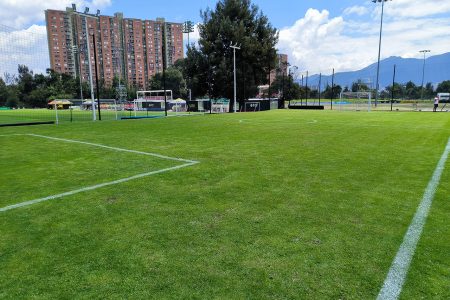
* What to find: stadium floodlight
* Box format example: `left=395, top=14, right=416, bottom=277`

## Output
left=230, top=42, right=241, bottom=113
left=419, top=49, right=431, bottom=100
left=372, top=0, right=392, bottom=107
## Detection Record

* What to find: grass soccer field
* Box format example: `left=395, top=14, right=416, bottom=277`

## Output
left=1, top=110, right=449, bottom=299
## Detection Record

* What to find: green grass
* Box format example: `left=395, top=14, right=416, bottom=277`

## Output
left=0, top=110, right=449, bottom=299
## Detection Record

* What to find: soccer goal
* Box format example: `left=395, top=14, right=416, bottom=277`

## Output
left=339, top=91, right=373, bottom=112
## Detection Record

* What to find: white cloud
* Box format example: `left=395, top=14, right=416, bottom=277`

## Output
left=0, top=0, right=113, bottom=78
left=0, top=25, right=49, bottom=77
left=278, top=2, right=450, bottom=75
left=383, top=0, right=450, bottom=18
left=344, top=6, right=368, bottom=16
left=0, top=0, right=112, bottom=28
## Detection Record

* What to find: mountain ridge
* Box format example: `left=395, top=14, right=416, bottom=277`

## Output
left=304, top=52, right=450, bottom=89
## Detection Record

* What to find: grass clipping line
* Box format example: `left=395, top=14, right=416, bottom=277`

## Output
left=377, top=137, right=450, bottom=300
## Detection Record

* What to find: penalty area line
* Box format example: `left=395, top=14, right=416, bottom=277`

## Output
left=377, top=137, right=450, bottom=300
left=0, top=162, right=198, bottom=213
left=28, top=134, right=198, bottom=164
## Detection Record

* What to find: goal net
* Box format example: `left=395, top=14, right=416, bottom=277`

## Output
left=339, top=91, right=373, bottom=111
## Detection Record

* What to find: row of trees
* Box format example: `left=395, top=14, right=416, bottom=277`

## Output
left=272, top=77, right=450, bottom=102
left=0, top=65, right=128, bottom=108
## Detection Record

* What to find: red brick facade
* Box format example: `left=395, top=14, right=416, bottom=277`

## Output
left=45, top=8, right=184, bottom=89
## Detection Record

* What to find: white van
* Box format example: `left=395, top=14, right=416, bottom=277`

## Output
left=437, top=93, right=450, bottom=103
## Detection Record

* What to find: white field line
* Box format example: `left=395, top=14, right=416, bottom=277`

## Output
left=28, top=134, right=198, bottom=164
left=377, top=137, right=450, bottom=300
left=0, top=134, right=200, bottom=212
left=0, top=162, right=198, bottom=212
left=0, top=134, right=28, bottom=137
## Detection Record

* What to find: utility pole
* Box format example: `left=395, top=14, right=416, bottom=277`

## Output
left=230, top=43, right=241, bottom=113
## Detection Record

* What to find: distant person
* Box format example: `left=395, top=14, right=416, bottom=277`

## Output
left=433, top=96, right=439, bottom=112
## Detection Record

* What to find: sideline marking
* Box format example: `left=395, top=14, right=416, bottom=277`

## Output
left=377, top=137, right=450, bottom=300
left=0, top=134, right=199, bottom=212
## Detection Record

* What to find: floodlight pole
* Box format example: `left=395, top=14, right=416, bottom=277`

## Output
left=182, top=21, right=194, bottom=47
left=331, top=68, right=335, bottom=110
left=391, top=64, right=396, bottom=111
left=231, top=43, right=241, bottom=113
left=318, top=73, right=322, bottom=105
left=305, top=71, right=309, bottom=106
left=373, top=0, right=391, bottom=108
left=183, top=21, right=195, bottom=102
left=162, top=23, right=168, bottom=116
left=301, top=75, right=304, bottom=105
left=91, top=29, right=101, bottom=120
left=83, top=16, right=96, bottom=121
left=420, top=50, right=431, bottom=100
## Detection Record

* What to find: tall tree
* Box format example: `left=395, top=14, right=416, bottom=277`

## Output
left=351, top=81, right=370, bottom=92
left=149, top=67, right=187, bottom=99
left=175, top=46, right=210, bottom=99
left=436, top=80, right=450, bottom=93
left=322, top=84, right=342, bottom=99
left=197, top=0, right=278, bottom=111
left=0, top=78, right=7, bottom=106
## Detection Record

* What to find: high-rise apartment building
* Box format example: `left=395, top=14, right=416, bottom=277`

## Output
left=270, top=53, right=288, bottom=84
left=45, top=5, right=183, bottom=89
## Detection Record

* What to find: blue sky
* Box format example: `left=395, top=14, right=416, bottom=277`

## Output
left=0, top=0, right=449, bottom=76
left=99, top=0, right=364, bottom=29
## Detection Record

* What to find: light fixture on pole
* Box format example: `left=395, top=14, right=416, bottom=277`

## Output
left=183, top=21, right=195, bottom=101
left=419, top=49, right=431, bottom=100
left=230, top=42, right=241, bottom=113
left=373, top=0, right=392, bottom=107
left=182, top=21, right=194, bottom=46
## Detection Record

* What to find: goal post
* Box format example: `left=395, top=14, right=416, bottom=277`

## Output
left=339, top=91, right=373, bottom=112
